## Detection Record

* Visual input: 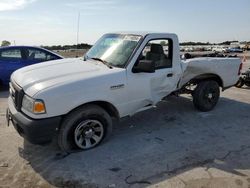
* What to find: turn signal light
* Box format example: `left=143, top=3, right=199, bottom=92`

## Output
left=34, top=101, right=46, bottom=114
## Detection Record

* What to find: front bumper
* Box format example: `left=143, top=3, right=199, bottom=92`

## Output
left=7, top=97, right=61, bottom=145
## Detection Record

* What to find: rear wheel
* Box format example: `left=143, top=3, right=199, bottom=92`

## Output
left=58, top=105, right=112, bottom=152
left=193, top=81, right=220, bottom=112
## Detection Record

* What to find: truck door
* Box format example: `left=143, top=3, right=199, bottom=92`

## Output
left=125, top=37, right=182, bottom=115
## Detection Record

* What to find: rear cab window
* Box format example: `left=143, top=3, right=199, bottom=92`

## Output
left=138, top=39, right=173, bottom=69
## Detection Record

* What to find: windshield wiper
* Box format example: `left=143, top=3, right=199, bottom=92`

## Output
left=90, top=57, right=113, bottom=69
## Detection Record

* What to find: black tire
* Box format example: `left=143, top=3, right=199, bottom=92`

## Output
left=58, top=104, right=112, bottom=152
left=193, top=81, right=220, bottom=112
left=235, top=78, right=244, bottom=88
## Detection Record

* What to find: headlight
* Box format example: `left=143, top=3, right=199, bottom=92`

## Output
left=22, top=95, right=46, bottom=114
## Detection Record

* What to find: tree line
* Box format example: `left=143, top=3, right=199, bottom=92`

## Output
left=1, top=40, right=250, bottom=49
left=179, top=41, right=241, bottom=46
left=41, top=43, right=92, bottom=50
left=0, top=40, right=92, bottom=50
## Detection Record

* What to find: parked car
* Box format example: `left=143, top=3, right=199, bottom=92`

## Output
left=184, top=47, right=194, bottom=52
left=0, top=46, right=63, bottom=85
left=242, top=44, right=250, bottom=51
left=226, top=47, right=243, bottom=53
left=7, top=32, right=241, bottom=152
left=212, top=46, right=228, bottom=53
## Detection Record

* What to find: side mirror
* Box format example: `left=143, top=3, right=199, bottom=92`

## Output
left=132, top=60, right=155, bottom=73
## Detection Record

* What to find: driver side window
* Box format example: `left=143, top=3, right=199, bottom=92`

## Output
left=139, top=39, right=173, bottom=69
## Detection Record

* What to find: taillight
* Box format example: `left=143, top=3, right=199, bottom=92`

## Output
left=238, top=63, right=243, bottom=75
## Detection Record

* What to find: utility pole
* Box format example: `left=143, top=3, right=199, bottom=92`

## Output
left=76, top=12, right=80, bottom=57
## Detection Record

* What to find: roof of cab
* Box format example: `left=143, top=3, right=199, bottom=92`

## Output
left=108, top=31, right=177, bottom=37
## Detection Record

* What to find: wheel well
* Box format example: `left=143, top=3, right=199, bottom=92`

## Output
left=189, top=74, right=223, bottom=87
left=69, top=101, right=120, bottom=120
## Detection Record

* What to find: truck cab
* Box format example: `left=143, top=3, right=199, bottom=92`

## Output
left=88, top=33, right=183, bottom=116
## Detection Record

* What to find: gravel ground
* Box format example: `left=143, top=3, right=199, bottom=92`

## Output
left=0, top=61, right=249, bottom=188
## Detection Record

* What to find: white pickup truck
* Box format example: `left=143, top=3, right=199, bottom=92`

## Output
left=7, top=32, right=242, bottom=152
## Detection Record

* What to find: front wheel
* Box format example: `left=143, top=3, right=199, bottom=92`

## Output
left=58, top=105, right=112, bottom=152
left=193, top=81, right=220, bottom=112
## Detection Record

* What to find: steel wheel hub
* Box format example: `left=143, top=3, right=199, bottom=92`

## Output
left=74, top=120, right=104, bottom=149
left=84, top=129, right=94, bottom=138
left=207, top=93, right=213, bottom=99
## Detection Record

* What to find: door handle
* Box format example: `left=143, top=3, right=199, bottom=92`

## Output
left=167, top=73, right=173, bottom=77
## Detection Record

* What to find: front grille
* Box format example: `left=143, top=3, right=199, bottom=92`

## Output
left=10, top=81, right=24, bottom=111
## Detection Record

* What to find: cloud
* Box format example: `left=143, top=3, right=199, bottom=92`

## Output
left=0, top=15, right=24, bottom=21
left=0, top=0, right=37, bottom=11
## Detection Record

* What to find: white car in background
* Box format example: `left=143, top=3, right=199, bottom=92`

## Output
left=212, top=46, right=228, bottom=53
left=184, top=47, right=194, bottom=52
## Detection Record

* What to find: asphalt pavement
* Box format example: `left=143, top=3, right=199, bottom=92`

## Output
left=0, top=61, right=249, bottom=188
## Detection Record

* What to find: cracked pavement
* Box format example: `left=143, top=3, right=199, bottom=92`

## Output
left=0, top=61, right=250, bottom=188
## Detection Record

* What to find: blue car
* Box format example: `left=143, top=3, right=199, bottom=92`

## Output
left=226, top=47, right=243, bottom=53
left=0, top=46, right=63, bottom=85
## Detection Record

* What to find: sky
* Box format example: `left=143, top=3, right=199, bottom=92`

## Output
left=0, top=0, right=249, bottom=46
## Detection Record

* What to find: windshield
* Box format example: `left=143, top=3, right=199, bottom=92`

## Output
left=85, top=34, right=142, bottom=68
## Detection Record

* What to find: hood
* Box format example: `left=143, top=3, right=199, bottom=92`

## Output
left=11, top=58, right=122, bottom=96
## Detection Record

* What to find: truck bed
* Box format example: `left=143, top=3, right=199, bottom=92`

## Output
left=179, top=57, right=241, bottom=88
